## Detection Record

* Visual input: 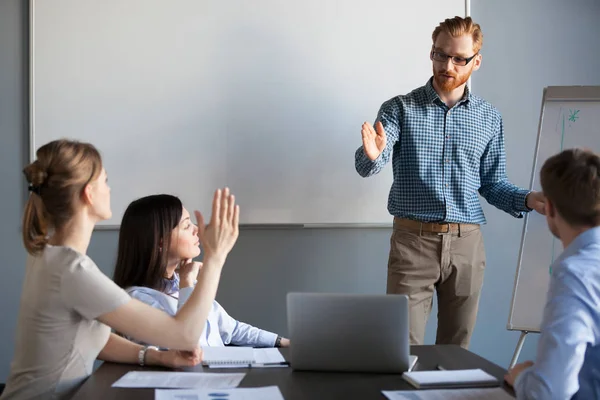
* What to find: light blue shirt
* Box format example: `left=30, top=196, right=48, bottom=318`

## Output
left=514, top=227, right=600, bottom=399
left=125, top=274, right=278, bottom=348
left=355, top=78, right=530, bottom=224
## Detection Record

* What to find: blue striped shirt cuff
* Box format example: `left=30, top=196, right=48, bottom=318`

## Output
left=514, top=189, right=532, bottom=214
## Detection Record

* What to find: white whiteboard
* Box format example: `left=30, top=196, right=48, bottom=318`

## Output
left=30, top=0, right=467, bottom=226
left=508, top=86, right=600, bottom=332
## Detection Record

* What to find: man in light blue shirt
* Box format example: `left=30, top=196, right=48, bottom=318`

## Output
left=505, top=148, right=600, bottom=399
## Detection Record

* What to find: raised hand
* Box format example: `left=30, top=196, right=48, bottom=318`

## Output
left=362, top=121, right=387, bottom=161
left=179, top=259, right=203, bottom=288
left=194, top=188, right=240, bottom=261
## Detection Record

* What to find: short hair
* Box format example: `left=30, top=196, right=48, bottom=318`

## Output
left=432, top=16, right=483, bottom=53
left=540, top=148, right=600, bottom=227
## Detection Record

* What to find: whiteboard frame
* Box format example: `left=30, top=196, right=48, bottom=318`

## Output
left=29, top=0, right=35, bottom=162
left=507, top=86, right=600, bottom=332
left=28, top=0, right=470, bottom=229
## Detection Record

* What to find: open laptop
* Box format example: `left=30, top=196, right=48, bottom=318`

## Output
left=287, top=292, right=417, bottom=373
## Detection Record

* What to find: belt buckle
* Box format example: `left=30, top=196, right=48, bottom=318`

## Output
left=438, top=222, right=451, bottom=234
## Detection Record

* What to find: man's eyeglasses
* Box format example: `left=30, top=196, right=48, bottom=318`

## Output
left=430, top=49, right=478, bottom=66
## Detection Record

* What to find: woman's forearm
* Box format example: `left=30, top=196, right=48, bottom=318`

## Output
left=97, top=333, right=163, bottom=366
left=172, top=255, right=224, bottom=345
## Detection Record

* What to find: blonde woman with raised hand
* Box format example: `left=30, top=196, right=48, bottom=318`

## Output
left=1, top=139, right=239, bottom=400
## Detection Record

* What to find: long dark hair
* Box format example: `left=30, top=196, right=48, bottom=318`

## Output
left=113, top=194, right=183, bottom=292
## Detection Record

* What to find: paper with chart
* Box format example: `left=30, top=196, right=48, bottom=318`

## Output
left=382, top=387, right=514, bottom=400
left=509, top=92, right=600, bottom=332
left=155, top=386, right=284, bottom=400
left=112, top=371, right=245, bottom=388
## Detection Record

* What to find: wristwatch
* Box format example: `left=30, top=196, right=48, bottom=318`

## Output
left=138, top=345, right=159, bottom=366
left=275, top=336, right=282, bottom=348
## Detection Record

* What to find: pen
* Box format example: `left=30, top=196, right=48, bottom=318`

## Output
left=436, top=364, right=447, bottom=371
left=253, top=362, right=290, bottom=367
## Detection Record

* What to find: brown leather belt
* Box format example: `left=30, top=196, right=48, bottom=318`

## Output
left=393, top=217, right=479, bottom=234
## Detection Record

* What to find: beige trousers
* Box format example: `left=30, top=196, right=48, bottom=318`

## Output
left=387, top=218, right=486, bottom=349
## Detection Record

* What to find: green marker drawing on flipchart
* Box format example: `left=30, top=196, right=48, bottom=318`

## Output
left=568, top=109, right=580, bottom=123
left=549, top=109, right=580, bottom=275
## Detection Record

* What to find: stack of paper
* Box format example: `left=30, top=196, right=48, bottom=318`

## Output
left=383, top=388, right=513, bottom=400
left=401, top=368, right=499, bottom=389
left=111, top=371, right=245, bottom=389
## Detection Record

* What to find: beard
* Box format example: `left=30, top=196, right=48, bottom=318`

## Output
left=433, top=66, right=473, bottom=92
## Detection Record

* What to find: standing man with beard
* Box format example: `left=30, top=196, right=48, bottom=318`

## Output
left=355, top=16, right=545, bottom=348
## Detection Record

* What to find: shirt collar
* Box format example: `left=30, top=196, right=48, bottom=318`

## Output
left=424, top=76, right=473, bottom=108
left=163, top=272, right=180, bottom=295
left=553, top=226, right=600, bottom=268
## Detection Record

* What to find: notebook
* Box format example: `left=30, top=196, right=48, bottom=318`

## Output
left=201, top=347, right=287, bottom=367
left=401, top=368, right=500, bottom=389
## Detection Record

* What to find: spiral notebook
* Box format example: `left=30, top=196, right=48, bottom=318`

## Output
left=202, top=347, right=287, bottom=367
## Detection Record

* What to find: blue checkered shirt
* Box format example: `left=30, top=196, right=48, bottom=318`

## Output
left=355, top=78, right=530, bottom=224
